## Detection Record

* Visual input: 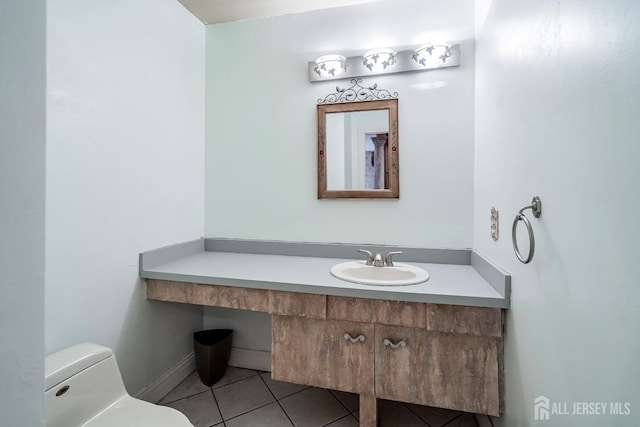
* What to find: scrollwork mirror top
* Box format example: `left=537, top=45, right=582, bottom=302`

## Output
left=317, top=80, right=399, bottom=199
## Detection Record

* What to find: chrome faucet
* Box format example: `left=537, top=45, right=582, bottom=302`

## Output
left=372, top=253, right=385, bottom=267
left=357, top=249, right=376, bottom=265
left=358, top=249, right=403, bottom=267
left=384, top=251, right=403, bottom=267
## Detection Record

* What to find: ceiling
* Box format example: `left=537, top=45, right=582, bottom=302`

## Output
left=178, top=0, right=381, bottom=24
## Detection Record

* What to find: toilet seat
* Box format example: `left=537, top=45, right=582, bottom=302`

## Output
left=84, top=396, right=192, bottom=427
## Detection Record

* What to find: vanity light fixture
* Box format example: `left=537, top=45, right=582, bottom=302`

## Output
left=412, top=44, right=452, bottom=68
left=362, top=48, right=396, bottom=72
left=308, top=43, right=460, bottom=83
left=313, top=54, right=347, bottom=78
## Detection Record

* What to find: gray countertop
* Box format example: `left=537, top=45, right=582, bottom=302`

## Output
left=139, top=239, right=510, bottom=309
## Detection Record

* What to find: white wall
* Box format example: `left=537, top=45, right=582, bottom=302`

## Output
left=205, top=0, right=475, bottom=248
left=347, top=110, right=389, bottom=190
left=0, top=1, right=46, bottom=424
left=45, top=0, right=205, bottom=395
left=326, top=113, right=346, bottom=189
left=474, top=0, right=640, bottom=425
left=202, top=0, right=474, bottom=370
left=204, top=308, right=272, bottom=370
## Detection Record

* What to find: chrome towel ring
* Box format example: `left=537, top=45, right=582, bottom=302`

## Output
left=512, top=196, right=542, bottom=264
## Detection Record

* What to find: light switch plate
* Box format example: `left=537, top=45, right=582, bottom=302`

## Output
left=490, top=207, right=499, bottom=241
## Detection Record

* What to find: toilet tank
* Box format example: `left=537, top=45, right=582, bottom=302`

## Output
left=45, top=343, right=128, bottom=427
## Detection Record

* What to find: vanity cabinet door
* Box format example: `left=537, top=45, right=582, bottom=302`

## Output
left=271, top=315, right=374, bottom=394
left=374, top=325, right=502, bottom=416
left=374, top=325, right=428, bottom=404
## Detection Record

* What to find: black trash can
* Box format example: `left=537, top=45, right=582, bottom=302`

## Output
left=193, top=329, right=233, bottom=387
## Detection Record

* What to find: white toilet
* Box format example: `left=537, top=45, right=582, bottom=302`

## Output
left=45, top=343, right=193, bottom=427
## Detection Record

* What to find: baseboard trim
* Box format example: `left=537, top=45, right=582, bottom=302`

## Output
left=136, top=352, right=195, bottom=403
left=135, top=348, right=270, bottom=403
left=229, top=347, right=271, bottom=372
left=475, top=414, right=495, bottom=427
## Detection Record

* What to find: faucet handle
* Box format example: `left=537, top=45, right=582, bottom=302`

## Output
left=357, top=249, right=374, bottom=266
left=385, top=251, right=403, bottom=267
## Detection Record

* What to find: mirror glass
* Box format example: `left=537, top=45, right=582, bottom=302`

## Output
left=318, top=99, right=399, bottom=199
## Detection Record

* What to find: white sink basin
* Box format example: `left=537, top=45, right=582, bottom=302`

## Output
left=330, top=261, right=429, bottom=286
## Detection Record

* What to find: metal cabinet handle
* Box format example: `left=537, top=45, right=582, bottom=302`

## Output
left=344, top=333, right=366, bottom=343
left=383, top=338, right=407, bottom=349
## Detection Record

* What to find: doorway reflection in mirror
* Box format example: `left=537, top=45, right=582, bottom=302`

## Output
left=326, top=110, right=389, bottom=191
left=368, top=133, right=388, bottom=189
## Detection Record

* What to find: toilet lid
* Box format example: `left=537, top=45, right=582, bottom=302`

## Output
left=84, top=396, right=193, bottom=427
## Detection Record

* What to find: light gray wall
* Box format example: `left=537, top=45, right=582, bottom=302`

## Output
left=326, top=113, right=346, bottom=189
left=204, top=0, right=475, bottom=248
left=0, top=0, right=46, bottom=425
left=202, top=0, right=475, bottom=366
left=474, top=0, right=640, bottom=425
left=204, top=308, right=272, bottom=353
left=45, top=0, right=205, bottom=395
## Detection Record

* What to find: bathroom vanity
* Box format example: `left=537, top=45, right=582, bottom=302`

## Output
left=140, top=239, right=510, bottom=426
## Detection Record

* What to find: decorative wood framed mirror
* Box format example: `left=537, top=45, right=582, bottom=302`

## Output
left=317, top=80, right=399, bottom=199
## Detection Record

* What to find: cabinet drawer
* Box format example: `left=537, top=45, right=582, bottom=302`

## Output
left=271, top=315, right=374, bottom=394
left=327, top=296, right=426, bottom=328
left=375, top=325, right=502, bottom=416
left=426, top=304, right=503, bottom=337
left=269, top=291, right=326, bottom=318
left=145, top=279, right=269, bottom=311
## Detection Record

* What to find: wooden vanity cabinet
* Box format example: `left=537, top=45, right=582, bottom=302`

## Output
left=144, top=280, right=503, bottom=423
left=271, top=296, right=504, bottom=422
left=373, top=324, right=429, bottom=404
left=375, top=325, right=502, bottom=415
left=271, top=315, right=374, bottom=394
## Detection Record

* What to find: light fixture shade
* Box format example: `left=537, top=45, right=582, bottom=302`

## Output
left=412, top=44, right=452, bottom=68
left=314, top=55, right=347, bottom=78
left=363, top=48, right=396, bottom=73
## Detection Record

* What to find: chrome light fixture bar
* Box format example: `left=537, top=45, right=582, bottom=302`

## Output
left=313, top=54, right=347, bottom=78
left=363, top=48, right=397, bottom=72
left=309, top=44, right=460, bottom=83
left=412, top=44, right=452, bottom=68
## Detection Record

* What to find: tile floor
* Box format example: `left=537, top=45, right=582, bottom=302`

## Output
left=159, top=367, right=479, bottom=427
